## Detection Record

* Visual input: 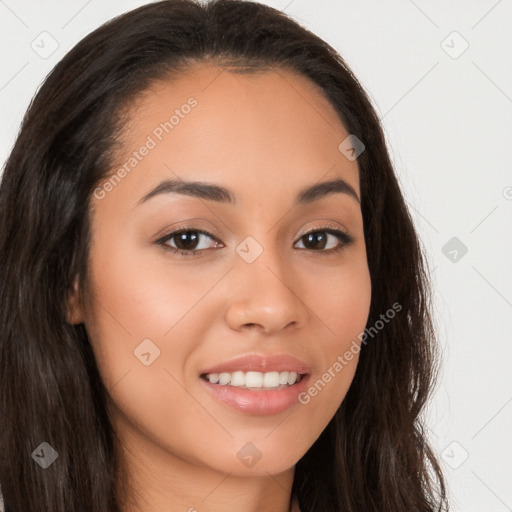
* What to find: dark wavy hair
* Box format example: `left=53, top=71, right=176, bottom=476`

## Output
left=0, top=0, right=448, bottom=510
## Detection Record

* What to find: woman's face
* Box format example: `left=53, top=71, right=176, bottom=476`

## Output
left=69, top=64, right=371, bottom=478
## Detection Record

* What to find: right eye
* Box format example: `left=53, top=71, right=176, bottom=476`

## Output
left=155, top=228, right=224, bottom=256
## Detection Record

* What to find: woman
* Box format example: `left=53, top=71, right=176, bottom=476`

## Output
left=0, top=0, right=448, bottom=510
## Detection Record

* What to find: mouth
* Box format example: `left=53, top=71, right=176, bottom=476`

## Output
left=200, top=370, right=307, bottom=390
left=198, top=370, right=311, bottom=415
left=197, top=353, right=312, bottom=414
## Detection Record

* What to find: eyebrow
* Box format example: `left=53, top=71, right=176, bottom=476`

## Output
left=136, top=176, right=360, bottom=207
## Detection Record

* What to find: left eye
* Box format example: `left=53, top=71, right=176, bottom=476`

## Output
left=295, top=229, right=352, bottom=251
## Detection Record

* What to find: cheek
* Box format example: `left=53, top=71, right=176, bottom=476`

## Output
left=304, top=253, right=372, bottom=346
left=81, top=240, right=176, bottom=390
left=297, top=253, right=371, bottom=410
left=85, top=234, right=208, bottom=340
left=82, top=235, right=221, bottom=401
left=82, top=247, right=200, bottom=449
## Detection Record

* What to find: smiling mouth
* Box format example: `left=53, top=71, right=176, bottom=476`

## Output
left=200, top=370, right=306, bottom=390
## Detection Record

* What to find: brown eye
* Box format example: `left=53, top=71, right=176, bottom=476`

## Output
left=295, top=228, right=354, bottom=253
left=156, top=229, right=222, bottom=255
left=155, top=226, right=354, bottom=257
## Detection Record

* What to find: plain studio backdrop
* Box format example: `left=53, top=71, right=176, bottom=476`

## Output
left=0, top=1, right=511, bottom=510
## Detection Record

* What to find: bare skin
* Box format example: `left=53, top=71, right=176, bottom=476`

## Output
left=67, top=64, right=372, bottom=512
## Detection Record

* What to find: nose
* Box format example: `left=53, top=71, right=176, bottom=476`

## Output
left=223, top=242, right=310, bottom=335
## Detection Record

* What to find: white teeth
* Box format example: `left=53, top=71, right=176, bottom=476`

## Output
left=287, top=371, right=298, bottom=385
left=205, top=370, right=302, bottom=388
left=263, top=371, right=280, bottom=387
left=230, top=371, right=245, bottom=386
left=245, top=371, right=263, bottom=387
left=218, top=372, right=230, bottom=385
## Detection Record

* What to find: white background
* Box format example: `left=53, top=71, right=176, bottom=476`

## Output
left=0, top=1, right=511, bottom=510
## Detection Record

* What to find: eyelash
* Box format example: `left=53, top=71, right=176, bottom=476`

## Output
left=155, top=223, right=355, bottom=257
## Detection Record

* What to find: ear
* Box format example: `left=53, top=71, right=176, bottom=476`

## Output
left=66, top=277, right=84, bottom=325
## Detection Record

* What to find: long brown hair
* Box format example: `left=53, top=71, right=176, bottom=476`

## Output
left=0, top=1, right=448, bottom=510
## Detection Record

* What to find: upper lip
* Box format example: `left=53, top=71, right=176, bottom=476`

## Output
left=199, top=353, right=312, bottom=375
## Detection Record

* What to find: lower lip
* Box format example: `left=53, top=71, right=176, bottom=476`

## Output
left=199, top=375, right=311, bottom=415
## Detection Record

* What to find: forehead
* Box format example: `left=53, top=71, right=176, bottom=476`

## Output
left=129, top=63, right=343, bottom=128
left=105, top=63, right=360, bottom=207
